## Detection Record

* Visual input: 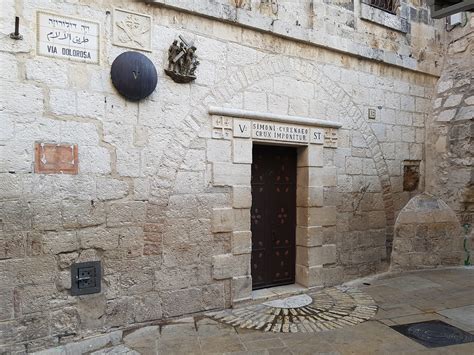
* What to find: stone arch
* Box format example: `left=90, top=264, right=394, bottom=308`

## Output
left=147, top=55, right=395, bottom=256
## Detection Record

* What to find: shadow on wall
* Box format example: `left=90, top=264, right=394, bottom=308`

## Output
left=391, top=193, right=467, bottom=271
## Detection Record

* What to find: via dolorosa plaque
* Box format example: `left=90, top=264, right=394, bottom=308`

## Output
left=37, top=11, right=100, bottom=64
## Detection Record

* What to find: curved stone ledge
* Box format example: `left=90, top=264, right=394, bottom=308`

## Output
left=208, top=106, right=343, bottom=129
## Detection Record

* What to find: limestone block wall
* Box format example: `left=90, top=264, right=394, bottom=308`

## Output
left=144, top=0, right=445, bottom=75
left=425, top=15, right=474, bottom=228
left=392, top=193, right=464, bottom=270
left=0, top=0, right=438, bottom=351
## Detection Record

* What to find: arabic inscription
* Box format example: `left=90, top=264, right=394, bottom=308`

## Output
left=113, top=9, right=152, bottom=52
left=37, top=12, right=100, bottom=64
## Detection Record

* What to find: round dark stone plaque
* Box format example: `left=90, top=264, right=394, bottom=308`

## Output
left=111, top=51, right=158, bottom=101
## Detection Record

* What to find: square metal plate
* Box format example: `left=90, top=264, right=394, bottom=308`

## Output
left=71, top=261, right=101, bottom=296
left=391, top=320, right=474, bottom=348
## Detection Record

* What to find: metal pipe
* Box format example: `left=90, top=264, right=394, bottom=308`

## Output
left=10, top=16, right=23, bottom=40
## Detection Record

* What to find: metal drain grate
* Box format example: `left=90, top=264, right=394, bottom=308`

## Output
left=391, top=320, right=474, bottom=348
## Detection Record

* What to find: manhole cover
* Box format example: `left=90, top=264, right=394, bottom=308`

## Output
left=391, top=320, right=474, bottom=348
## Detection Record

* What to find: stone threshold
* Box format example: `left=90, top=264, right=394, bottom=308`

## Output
left=234, top=283, right=321, bottom=308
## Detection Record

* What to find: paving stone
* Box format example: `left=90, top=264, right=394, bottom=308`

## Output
left=438, top=305, right=474, bottom=329
left=206, top=287, right=377, bottom=333
left=263, top=294, right=312, bottom=309
left=90, top=345, right=140, bottom=355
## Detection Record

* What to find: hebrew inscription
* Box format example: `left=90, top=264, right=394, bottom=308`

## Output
left=37, top=12, right=100, bottom=63
left=113, top=9, right=152, bottom=52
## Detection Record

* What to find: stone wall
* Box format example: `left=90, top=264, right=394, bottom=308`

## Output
left=145, top=0, right=445, bottom=75
left=0, top=0, right=440, bottom=351
left=391, top=193, right=464, bottom=270
left=425, top=14, right=474, bottom=228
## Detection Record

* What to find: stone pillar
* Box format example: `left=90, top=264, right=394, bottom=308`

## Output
left=295, top=146, right=342, bottom=287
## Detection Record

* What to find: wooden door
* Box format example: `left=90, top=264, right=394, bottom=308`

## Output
left=251, top=144, right=296, bottom=290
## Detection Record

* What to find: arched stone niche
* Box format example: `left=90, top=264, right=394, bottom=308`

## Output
left=391, top=193, right=464, bottom=271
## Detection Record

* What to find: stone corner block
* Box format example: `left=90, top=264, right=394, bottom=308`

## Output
left=211, top=208, right=234, bottom=233
left=213, top=162, right=251, bottom=186
left=295, top=264, right=322, bottom=288
left=233, top=139, right=252, bottom=164
left=231, top=275, right=252, bottom=302
left=232, top=185, right=252, bottom=208
left=232, top=231, right=251, bottom=255
left=296, top=244, right=337, bottom=267
left=296, top=226, right=324, bottom=247
left=212, top=253, right=250, bottom=280
left=297, top=145, right=324, bottom=167
left=309, top=206, right=337, bottom=226
left=297, top=186, right=324, bottom=207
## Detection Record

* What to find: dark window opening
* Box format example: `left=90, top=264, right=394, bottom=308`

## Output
left=369, top=0, right=400, bottom=14
left=403, top=161, right=420, bottom=192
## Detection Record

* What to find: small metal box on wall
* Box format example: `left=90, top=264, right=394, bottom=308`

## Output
left=71, top=261, right=101, bottom=296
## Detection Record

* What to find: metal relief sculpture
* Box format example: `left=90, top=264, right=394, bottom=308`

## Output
left=165, top=35, right=200, bottom=83
left=113, top=9, right=152, bottom=52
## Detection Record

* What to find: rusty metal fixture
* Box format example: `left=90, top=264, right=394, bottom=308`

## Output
left=9, top=16, right=23, bottom=40
left=110, top=51, right=158, bottom=101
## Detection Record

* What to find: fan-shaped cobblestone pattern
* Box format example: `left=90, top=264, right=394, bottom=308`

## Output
left=206, top=287, right=377, bottom=333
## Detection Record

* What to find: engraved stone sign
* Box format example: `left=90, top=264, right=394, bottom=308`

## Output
left=324, top=128, right=338, bottom=148
left=310, top=128, right=324, bottom=145
left=211, top=116, right=338, bottom=147
left=37, top=12, right=100, bottom=64
left=252, top=122, right=309, bottom=144
left=113, top=9, right=152, bottom=52
left=212, top=116, right=233, bottom=140
left=233, top=119, right=251, bottom=138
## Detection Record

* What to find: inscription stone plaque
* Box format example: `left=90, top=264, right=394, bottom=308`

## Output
left=252, top=122, right=309, bottom=144
left=211, top=116, right=337, bottom=147
left=37, top=12, right=100, bottom=64
left=113, top=9, right=152, bottom=52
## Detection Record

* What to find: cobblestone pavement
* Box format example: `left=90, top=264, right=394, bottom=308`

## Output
left=36, top=267, right=474, bottom=354
left=206, top=288, right=377, bottom=333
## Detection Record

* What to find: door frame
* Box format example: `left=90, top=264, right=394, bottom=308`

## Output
left=250, top=143, right=297, bottom=290
left=209, top=122, right=340, bottom=304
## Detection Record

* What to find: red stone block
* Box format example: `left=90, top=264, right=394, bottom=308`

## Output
left=34, top=143, right=78, bottom=175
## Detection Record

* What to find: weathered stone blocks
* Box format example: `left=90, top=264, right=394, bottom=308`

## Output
left=232, top=185, right=251, bottom=208
left=212, top=253, right=250, bottom=280
left=392, top=194, right=464, bottom=270
left=295, top=264, right=343, bottom=287
left=211, top=208, right=234, bottom=233
left=213, top=162, right=250, bottom=186
left=232, top=231, right=251, bottom=255
left=297, top=206, right=337, bottom=227
left=232, top=139, right=252, bottom=164
left=296, top=244, right=337, bottom=267
left=106, top=202, right=146, bottom=227
left=43, top=231, right=78, bottom=254
left=231, top=275, right=252, bottom=302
